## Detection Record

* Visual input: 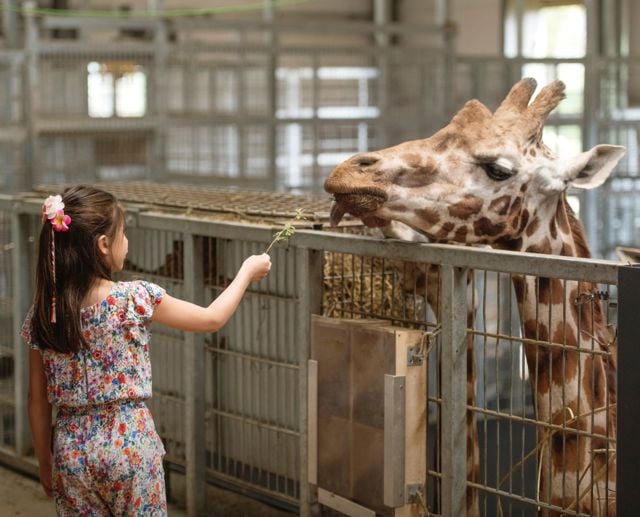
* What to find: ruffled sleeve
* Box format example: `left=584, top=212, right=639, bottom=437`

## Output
left=129, top=281, right=165, bottom=324
left=20, top=307, right=41, bottom=351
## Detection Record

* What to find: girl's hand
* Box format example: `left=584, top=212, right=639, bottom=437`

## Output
left=39, top=458, right=53, bottom=497
left=240, top=253, right=272, bottom=283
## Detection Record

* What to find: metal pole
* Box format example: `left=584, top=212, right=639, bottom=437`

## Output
left=617, top=265, right=640, bottom=516
left=264, top=0, right=279, bottom=189
left=583, top=0, right=602, bottom=256
left=2, top=0, right=19, bottom=48
left=296, top=247, right=323, bottom=516
left=152, top=10, right=168, bottom=182
left=373, top=0, right=390, bottom=148
left=184, top=233, right=206, bottom=515
left=23, top=1, right=38, bottom=192
left=12, top=207, right=32, bottom=456
left=440, top=264, right=468, bottom=517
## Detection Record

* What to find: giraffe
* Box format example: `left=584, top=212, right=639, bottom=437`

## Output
left=324, top=78, right=623, bottom=516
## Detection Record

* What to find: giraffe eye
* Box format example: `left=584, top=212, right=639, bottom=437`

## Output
left=482, top=161, right=515, bottom=181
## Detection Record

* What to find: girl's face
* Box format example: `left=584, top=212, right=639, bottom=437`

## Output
left=108, top=225, right=128, bottom=272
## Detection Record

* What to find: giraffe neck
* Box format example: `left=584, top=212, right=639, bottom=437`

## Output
left=508, top=196, right=616, bottom=513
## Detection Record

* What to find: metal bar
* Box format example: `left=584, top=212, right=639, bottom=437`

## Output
left=183, top=234, right=206, bottom=516
left=617, top=265, right=640, bottom=517
left=440, top=264, right=469, bottom=517
left=11, top=210, right=31, bottom=455
left=307, top=359, right=318, bottom=486
left=0, top=198, right=622, bottom=284
left=317, top=488, right=376, bottom=517
left=383, top=374, right=406, bottom=507
left=296, top=247, right=323, bottom=516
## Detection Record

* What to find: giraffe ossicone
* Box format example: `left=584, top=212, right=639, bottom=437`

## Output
left=325, top=78, right=623, bottom=516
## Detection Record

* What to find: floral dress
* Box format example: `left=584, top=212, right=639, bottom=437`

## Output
left=22, top=281, right=168, bottom=516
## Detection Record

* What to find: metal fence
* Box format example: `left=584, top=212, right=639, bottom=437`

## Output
left=1, top=186, right=635, bottom=516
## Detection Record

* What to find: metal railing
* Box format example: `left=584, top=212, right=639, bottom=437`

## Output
left=1, top=189, right=635, bottom=516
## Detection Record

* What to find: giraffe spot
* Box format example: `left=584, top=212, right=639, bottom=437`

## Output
left=549, top=217, right=557, bottom=239
left=582, top=355, right=607, bottom=409
left=473, top=217, right=506, bottom=238
left=517, top=209, right=530, bottom=233
left=433, top=132, right=459, bottom=153
left=415, top=207, right=440, bottom=226
left=561, top=242, right=574, bottom=256
left=525, top=217, right=540, bottom=237
left=453, top=225, right=468, bottom=242
left=509, top=196, right=522, bottom=215
left=524, top=319, right=548, bottom=340
left=520, top=183, right=528, bottom=193
left=512, top=276, right=525, bottom=301
left=436, top=222, right=455, bottom=239
left=495, top=236, right=522, bottom=251
left=396, top=169, right=435, bottom=188
left=488, top=195, right=511, bottom=216
left=550, top=322, right=579, bottom=382
left=535, top=277, right=565, bottom=305
left=403, top=153, right=423, bottom=169
left=556, top=201, right=571, bottom=234
left=525, top=237, right=551, bottom=254
left=448, top=196, right=484, bottom=219
left=529, top=148, right=537, bottom=157
left=551, top=429, right=581, bottom=473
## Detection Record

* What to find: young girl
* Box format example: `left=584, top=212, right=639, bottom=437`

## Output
left=21, top=185, right=271, bottom=515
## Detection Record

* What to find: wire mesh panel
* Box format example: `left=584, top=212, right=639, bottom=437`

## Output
left=204, top=238, right=301, bottom=505
left=467, top=269, right=618, bottom=516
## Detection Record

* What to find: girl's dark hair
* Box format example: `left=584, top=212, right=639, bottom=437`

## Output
left=31, top=185, right=124, bottom=353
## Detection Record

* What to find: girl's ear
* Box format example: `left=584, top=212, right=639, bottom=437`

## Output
left=97, top=234, right=110, bottom=257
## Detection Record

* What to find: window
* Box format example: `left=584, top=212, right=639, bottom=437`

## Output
left=87, top=61, right=147, bottom=118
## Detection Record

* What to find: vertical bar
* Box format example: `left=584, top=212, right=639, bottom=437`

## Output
left=583, top=0, right=601, bottom=254
left=184, top=233, right=205, bottom=516
left=440, top=264, right=468, bottom=517
left=152, top=13, right=168, bottom=182
left=263, top=0, right=279, bottom=189
left=22, top=1, right=38, bottom=191
left=307, top=359, right=317, bottom=486
left=617, top=265, right=640, bottom=517
left=383, top=374, right=406, bottom=507
left=2, top=0, right=19, bottom=49
left=296, top=247, right=323, bottom=516
left=373, top=0, right=390, bottom=148
left=12, top=208, right=31, bottom=456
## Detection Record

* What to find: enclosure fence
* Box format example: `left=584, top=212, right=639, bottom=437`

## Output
left=1, top=189, right=638, bottom=516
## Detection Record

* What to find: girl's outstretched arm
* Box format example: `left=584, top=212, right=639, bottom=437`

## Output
left=27, top=349, right=53, bottom=497
left=153, top=253, right=271, bottom=333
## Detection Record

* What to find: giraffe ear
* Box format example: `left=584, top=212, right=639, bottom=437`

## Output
left=562, top=145, right=626, bottom=189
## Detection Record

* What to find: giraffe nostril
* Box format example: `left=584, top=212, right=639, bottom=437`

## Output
left=353, top=155, right=379, bottom=168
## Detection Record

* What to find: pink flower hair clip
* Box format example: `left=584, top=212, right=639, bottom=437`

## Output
left=42, top=194, right=71, bottom=232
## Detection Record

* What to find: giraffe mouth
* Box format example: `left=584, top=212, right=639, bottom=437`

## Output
left=330, top=192, right=388, bottom=227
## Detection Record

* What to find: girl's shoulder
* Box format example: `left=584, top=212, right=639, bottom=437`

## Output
left=111, top=280, right=165, bottom=301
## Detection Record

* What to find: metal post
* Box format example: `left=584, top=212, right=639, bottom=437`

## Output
left=152, top=12, right=168, bottom=182
left=296, top=246, right=323, bottom=516
left=2, top=0, right=19, bottom=48
left=440, top=264, right=468, bottom=517
left=583, top=0, right=602, bottom=256
left=617, top=265, right=640, bottom=517
left=264, top=0, right=279, bottom=189
left=184, top=233, right=206, bottom=516
left=12, top=207, right=32, bottom=456
left=373, top=0, right=390, bottom=148
left=435, top=0, right=455, bottom=119
left=22, top=1, right=38, bottom=192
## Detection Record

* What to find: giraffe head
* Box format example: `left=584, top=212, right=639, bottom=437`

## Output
left=325, top=78, right=625, bottom=248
